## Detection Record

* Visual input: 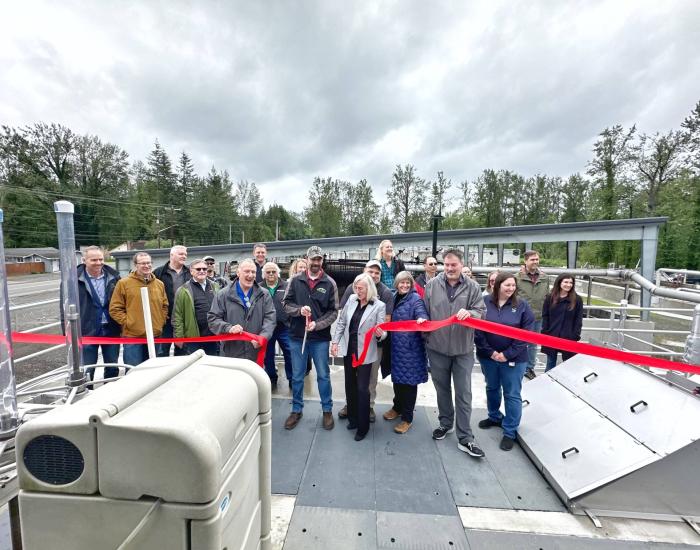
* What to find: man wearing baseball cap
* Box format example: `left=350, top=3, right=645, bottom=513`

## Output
left=204, top=255, right=228, bottom=288
left=283, top=246, right=339, bottom=430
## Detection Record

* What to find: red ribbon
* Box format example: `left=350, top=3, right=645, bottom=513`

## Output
left=351, top=316, right=700, bottom=375
left=9, top=332, right=268, bottom=367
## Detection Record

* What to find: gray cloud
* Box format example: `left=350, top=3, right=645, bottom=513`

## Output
left=1, top=0, right=698, bottom=211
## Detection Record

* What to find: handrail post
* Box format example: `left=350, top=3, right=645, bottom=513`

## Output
left=685, top=304, right=700, bottom=366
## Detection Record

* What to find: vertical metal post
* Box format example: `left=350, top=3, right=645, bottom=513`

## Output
left=684, top=304, right=700, bottom=366
left=567, top=241, right=578, bottom=269
left=54, top=201, right=86, bottom=388
left=431, top=214, right=443, bottom=258
left=0, top=209, right=18, bottom=436
left=477, top=244, right=484, bottom=266
left=639, top=224, right=660, bottom=321
left=618, top=299, right=628, bottom=350
left=497, top=243, right=504, bottom=266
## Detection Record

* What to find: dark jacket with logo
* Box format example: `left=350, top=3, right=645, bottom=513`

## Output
left=260, top=278, right=290, bottom=327
left=283, top=271, right=338, bottom=341
left=153, top=261, right=192, bottom=320
left=475, top=293, right=535, bottom=363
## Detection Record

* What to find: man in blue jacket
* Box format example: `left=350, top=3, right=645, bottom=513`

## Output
left=76, top=246, right=121, bottom=364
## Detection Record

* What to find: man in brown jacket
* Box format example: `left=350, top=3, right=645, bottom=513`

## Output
left=109, top=252, right=169, bottom=365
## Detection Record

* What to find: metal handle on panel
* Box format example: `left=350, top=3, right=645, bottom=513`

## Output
left=583, top=372, right=598, bottom=383
left=522, top=399, right=530, bottom=407
left=629, top=400, right=648, bottom=413
left=561, top=447, right=579, bottom=459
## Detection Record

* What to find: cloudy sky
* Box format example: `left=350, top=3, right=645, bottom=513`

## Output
left=2, top=1, right=699, bottom=212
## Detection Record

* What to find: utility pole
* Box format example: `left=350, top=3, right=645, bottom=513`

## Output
left=156, top=209, right=161, bottom=249
left=431, top=209, right=444, bottom=258
left=275, top=220, right=280, bottom=241
left=229, top=224, right=232, bottom=244
left=241, top=230, right=245, bottom=244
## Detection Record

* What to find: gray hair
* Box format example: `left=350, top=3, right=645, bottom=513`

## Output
left=82, top=245, right=103, bottom=258
left=132, top=252, right=151, bottom=265
left=262, top=261, right=280, bottom=276
left=394, top=270, right=415, bottom=289
left=238, top=258, right=256, bottom=271
left=353, top=273, right=377, bottom=302
left=170, top=245, right=187, bottom=255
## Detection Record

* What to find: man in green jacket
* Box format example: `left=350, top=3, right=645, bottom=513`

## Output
left=173, top=258, right=220, bottom=355
left=515, top=250, right=550, bottom=379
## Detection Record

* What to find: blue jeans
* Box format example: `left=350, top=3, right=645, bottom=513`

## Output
left=545, top=350, right=576, bottom=372
left=289, top=338, right=332, bottom=413
left=479, top=357, right=527, bottom=440
left=264, top=325, right=292, bottom=383
left=526, top=320, right=542, bottom=369
left=122, top=344, right=150, bottom=366
left=82, top=325, right=120, bottom=365
left=157, top=322, right=187, bottom=358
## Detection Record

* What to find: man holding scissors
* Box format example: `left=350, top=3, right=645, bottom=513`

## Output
left=283, top=246, right=338, bottom=431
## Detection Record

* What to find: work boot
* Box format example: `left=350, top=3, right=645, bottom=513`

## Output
left=338, top=405, right=348, bottom=419
left=284, top=412, right=302, bottom=430
left=394, top=421, right=412, bottom=434
left=383, top=409, right=400, bottom=421
left=322, top=411, right=335, bottom=430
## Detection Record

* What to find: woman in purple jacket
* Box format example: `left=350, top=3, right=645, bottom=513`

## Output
left=475, top=272, right=535, bottom=451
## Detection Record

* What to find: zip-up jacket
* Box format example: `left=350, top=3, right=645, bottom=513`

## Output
left=541, top=293, right=583, bottom=356
left=516, top=270, right=549, bottom=321
left=423, top=273, right=485, bottom=356
left=208, top=282, right=276, bottom=361
left=475, top=293, right=535, bottom=363
left=153, top=260, right=192, bottom=320
left=283, top=271, right=338, bottom=341
left=173, top=279, right=220, bottom=339
left=108, top=272, right=168, bottom=338
left=260, top=278, right=290, bottom=326
left=62, top=264, right=121, bottom=337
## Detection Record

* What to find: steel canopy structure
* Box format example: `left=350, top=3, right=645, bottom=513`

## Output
left=112, top=217, right=667, bottom=310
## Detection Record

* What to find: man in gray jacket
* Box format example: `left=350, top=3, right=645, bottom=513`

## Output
left=423, top=248, right=486, bottom=458
left=208, top=258, right=276, bottom=362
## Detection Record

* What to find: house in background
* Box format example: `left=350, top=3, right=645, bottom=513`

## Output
left=4, top=248, right=82, bottom=275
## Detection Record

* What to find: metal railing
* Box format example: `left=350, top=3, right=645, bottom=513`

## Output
left=9, top=298, right=63, bottom=364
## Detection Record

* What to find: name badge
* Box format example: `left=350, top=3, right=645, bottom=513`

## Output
left=317, top=287, right=327, bottom=294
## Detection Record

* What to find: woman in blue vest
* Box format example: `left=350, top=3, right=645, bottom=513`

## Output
left=475, top=272, right=535, bottom=451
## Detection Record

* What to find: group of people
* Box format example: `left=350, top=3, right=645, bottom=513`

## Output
left=74, top=241, right=583, bottom=456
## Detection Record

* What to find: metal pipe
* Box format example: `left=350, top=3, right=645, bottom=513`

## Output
left=140, top=287, right=157, bottom=360
left=54, top=201, right=87, bottom=388
left=8, top=298, right=60, bottom=312
left=684, top=304, right=700, bottom=365
left=0, top=209, right=19, bottom=437
left=624, top=271, right=700, bottom=304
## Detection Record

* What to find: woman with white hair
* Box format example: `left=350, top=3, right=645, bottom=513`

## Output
left=332, top=273, right=386, bottom=441
left=375, top=240, right=405, bottom=288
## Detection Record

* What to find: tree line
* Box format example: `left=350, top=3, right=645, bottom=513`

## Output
left=0, top=100, right=698, bottom=269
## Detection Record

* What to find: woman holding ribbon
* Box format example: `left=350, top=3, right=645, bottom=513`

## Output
left=382, top=271, right=429, bottom=434
left=541, top=273, right=583, bottom=371
left=331, top=274, right=386, bottom=441
left=475, top=272, right=535, bottom=451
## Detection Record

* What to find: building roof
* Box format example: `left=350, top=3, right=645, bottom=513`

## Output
left=5, top=247, right=61, bottom=260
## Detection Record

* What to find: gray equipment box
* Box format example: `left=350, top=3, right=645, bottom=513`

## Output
left=15, top=352, right=272, bottom=550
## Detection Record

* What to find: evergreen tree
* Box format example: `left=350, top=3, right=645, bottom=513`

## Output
left=305, top=177, right=343, bottom=237
left=387, top=164, right=428, bottom=232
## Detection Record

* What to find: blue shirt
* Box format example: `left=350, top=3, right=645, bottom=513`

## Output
left=87, top=272, right=107, bottom=324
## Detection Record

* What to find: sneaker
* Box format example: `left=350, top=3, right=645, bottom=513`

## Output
left=369, top=408, right=376, bottom=423
left=432, top=426, right=454, bottom=440
left=338, top=405, right=348, bottom=419
left=478, top=418, right=502, bottom=429
left=499, top=436, right=514, bottom=451
left=394, top=421, right=412, bottom=434
left=322, top=411, right=335, bottom=430
left=458, top=440, right=485, bottom=458
left=383, top=409, right=400, bottom=421
left=524, top=368, right=537, bottom=380
left=284, top=412, right=302, bottom=430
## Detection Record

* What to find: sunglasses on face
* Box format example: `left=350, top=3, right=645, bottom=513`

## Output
left=427, top=262, right=437, bottom=266
left=193, top=267, right=208, bottom=272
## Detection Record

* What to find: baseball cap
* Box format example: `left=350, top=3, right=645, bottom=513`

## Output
left=365, top=260, right=381, bottom=269
left=307, top=246, right=323, bottom=259
left=203, top=255, right=215, bottom=262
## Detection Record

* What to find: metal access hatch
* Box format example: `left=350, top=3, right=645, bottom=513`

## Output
left=519, top=355, right=700, bottom=522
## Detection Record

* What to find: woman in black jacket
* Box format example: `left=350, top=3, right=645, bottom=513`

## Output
left=541, top=273, right=583, bottom=371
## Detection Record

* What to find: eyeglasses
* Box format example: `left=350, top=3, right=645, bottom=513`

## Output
left=427, top=262, right=437, bottom=266
left=193, top=267, right=208, bottom=272
left=205, top=261, right=215, bottom=265
left=136, top=262, right=152, bottom=266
